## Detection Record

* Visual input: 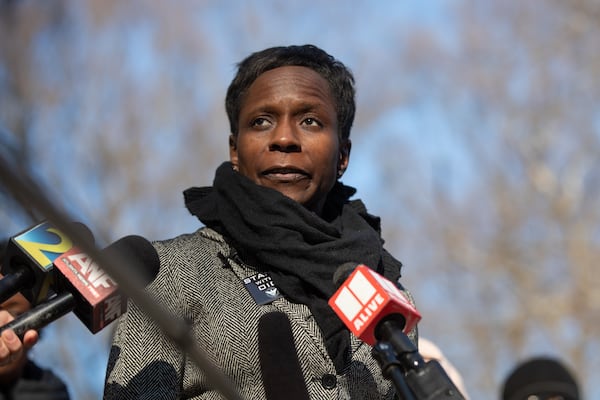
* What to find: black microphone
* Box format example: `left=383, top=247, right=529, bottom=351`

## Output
left=0, top=221, right=94, bottom=305
left=0, top=235, right=160, bottom=337
left=258, top=311, right=310, bottom=400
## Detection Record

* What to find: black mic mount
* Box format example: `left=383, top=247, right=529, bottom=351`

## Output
left=372, top=316, right=465, bottom=400
left=0, top=292, right=75, bottom=338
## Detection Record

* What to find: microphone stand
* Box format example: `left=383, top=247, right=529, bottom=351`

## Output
left=372, top=316, right=465, bottom=400
left=372, top=340, right=417, bottom=400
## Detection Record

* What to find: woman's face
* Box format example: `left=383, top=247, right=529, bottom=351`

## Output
left=230, top=65, right=351, bottom=215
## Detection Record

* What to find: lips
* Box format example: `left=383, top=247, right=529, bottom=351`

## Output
left=261, top=166, right=309, bottom=182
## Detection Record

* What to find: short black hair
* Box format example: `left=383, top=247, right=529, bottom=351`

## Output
left=225, top=44, right=356, bottom=140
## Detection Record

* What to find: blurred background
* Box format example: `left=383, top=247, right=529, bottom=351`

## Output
left=1, top=0, right=599, bottom=398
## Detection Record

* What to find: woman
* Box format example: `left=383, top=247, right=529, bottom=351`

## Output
left=104, top=44, right=416, bottom=399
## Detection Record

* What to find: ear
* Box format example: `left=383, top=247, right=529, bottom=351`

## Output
left=337, top=139, right=351, bottom=178
left=229, top=134, right=239, bottom=170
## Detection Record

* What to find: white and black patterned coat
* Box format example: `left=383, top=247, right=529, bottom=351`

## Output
left=104, top=227, right=404, bottom=399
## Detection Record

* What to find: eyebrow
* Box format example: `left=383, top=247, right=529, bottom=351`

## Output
left=244, top=100, right=329, bottom=117
left=293, top=102, right=326, bottom=115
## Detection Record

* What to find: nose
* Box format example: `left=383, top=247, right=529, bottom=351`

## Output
left=268, top=119, right=301, bottom=152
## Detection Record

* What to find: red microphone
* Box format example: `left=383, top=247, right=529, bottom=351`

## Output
left=51, top=235, right=159, bottom=333
left=330, top=264, right=466, bottom=399
left=328, top=263, right=421, bottom=346
left=52, top=246, right=123, bottom=333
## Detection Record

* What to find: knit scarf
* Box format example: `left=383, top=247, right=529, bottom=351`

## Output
left=184, top=162, right=402, bottom=373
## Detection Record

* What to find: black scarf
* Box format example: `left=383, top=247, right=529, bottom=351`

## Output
left=184, top=162, right=402, bottom=373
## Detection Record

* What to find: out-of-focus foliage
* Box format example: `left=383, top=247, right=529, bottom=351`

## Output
left=386, top=2, right=600, bottom=397
left=1, top=1, right=598, bottom=399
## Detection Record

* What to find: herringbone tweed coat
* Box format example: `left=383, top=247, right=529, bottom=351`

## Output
left=104, top=227, right=413, bottom=399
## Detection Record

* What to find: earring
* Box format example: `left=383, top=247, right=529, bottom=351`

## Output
left=232, top=164, right=239, bottom=172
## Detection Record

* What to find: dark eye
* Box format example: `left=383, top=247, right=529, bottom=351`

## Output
left=302, top=118, right=322, bottom=127
left=251, top=117, right=272, bottom=129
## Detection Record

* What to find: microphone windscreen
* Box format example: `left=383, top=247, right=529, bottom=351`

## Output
left=70, top=222, right=95, bottom=246
left=103, top=235, right=160, bottom=286
left=258, top=311, right=310, bottom=400
left=333, top=262, right=358, bottom=288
